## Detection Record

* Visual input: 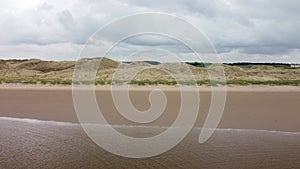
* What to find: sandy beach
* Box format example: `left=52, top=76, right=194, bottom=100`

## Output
left=1, top=85, right=300, bottom=168
left=1, top=85, right=300, bottom=131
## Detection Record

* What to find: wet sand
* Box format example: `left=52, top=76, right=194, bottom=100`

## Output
left=1, top=117, right=300, bottom=169
left=1, top=85, right=300, bottom=168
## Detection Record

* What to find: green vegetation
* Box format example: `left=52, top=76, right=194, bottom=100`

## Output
left=40, top=79, right=48, bottom=85
left=57, top=80, right=72, bottom=85
left=95, top=80, right=105, bottom=85
left=226, top=80, right=300, bottom=86
left=126, top=80, right=300, bottom=86
left=0, top=78, right=300, bottom=86
left=21, top=80, right=37, bottom=84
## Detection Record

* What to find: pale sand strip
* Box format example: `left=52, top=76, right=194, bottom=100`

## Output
left=1, top=84, right=300, bottom=91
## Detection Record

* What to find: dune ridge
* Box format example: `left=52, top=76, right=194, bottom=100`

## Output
left=0, top=57, right=299, bottom=85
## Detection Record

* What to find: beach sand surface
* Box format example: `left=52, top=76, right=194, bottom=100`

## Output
left=1, top=85, right=300, bottom=168
left=0, top=85, right=300, bottom=131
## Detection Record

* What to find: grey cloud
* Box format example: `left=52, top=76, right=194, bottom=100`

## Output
left=0, top=0, right=299, bottom=62
left=123, top=35, right=179, bottom=47
left=121, top=0, right=300, bottom=56
left=56, top=10, right=74, bottom=28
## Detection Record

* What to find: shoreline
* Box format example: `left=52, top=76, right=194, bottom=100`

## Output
left=2, top=116, right=300, bottom=134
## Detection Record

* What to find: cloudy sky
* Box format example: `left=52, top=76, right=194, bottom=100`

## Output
left=0, top=0, right=299, bottom=63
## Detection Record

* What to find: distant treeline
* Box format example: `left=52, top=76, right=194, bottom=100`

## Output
left=186, top=62, right=299, bottom=68
left=185, top=62, right=212, bottom=67
left=123, top=61, right=161, bottom=65
left=123, top=61, right=299, bottom=68
left=225, top=62, right=291, bottom=67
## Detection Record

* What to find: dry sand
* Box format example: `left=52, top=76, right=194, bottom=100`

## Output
left=1, top=85, right=300, bottom=168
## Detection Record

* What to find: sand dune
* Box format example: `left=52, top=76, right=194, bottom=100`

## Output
left=0, top=58, right=299, bottom=85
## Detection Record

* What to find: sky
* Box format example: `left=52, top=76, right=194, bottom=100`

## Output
left=0, top=0, right=299, bottom=63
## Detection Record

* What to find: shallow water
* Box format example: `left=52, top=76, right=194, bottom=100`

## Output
left=1, top=117, right=300, bottom=169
